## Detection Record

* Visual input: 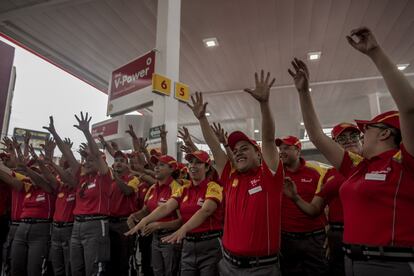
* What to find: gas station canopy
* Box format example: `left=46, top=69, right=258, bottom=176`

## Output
left=1, top=0, right=414, bottom=143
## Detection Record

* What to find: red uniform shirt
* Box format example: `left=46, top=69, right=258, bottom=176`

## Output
left=221, top=160, right=284, bottom=256
left=172, top=179, right=223, bottom=233
left=144, top=177, right=181, bottom=222
left=11, top=172, right=31, bottom=221
left=109, top=174, right=139, bottom=217
left=21, top=185, right=56, bottom=220
left=339, top=144, right=414, bottom=246
left=137, top=181, right=150, bottom=211
left=316, top=168, right=344, bottom=224
left=73, top=171, right=112, bottom=216
left=53, top=184, right=76, bottom=222
left=282, top=159, right=327, bottom=232
left=0, top=183, right=10, bottom=216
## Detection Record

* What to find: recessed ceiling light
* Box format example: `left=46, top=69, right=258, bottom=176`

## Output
left=300, top=122, right=304, bottom=126
left=254, top=129, right=260, bottom=133
left=309, top=88, right=312, bottom=92
left=397, top=63, right=409, bottom=71
left=203, top=38, right=218, bottom=48
left=307, top=51, right=321, bottom=61
left=205, top=112, right=211, bottom=117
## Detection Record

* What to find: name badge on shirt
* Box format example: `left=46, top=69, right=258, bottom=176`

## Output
left=36, top=195, right=46, bottom=202
left=365, top=173, right=386, bottom=181
left=248, top=185, right=263, bottom=195
left=197, top=198, right=204, bottom=207
left=67, top=195, right=75, bottom=202
left=87, top=183, right=96, bottom=189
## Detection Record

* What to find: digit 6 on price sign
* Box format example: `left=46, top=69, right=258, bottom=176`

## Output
left=174, top=82, right=190, bottom=102
left=152, top=73, right=171, bottom=96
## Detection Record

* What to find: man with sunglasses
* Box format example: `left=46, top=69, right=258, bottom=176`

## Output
left=288, top=27, right=414, bottom=275
left=284, top=123, right=362, bottom=276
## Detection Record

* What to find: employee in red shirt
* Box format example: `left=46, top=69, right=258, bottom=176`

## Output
left=283, top=123, right=362, bottom=276
left=130, top=150, right=223, bottom=276
left=108, top=150, right=139, bottom=276
left=187, top=70, right=283, bottom=275
left=10, top=158, right=56, bottom=276
left=126, top=154, right=182, bottom=276
left=69, top=112, right=112, bottom=276
left=276, top=135, right=329, bottom=276
left=289, top=27, right=414, bottom=275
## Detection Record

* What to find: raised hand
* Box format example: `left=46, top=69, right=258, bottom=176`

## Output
left=346, top=27, right=379, bottom=55
left=2, top=137, right=14, bottom=151
left=244, top=70, right=276, bottom=103
left=187, top=92, right=208, bottom=119
left=24, top=131, right=31, bottom=145
left=160, top=124, right=167, bottom=139
left=28, top=144, right=39, bottom=160
left=211, top=123, right=228, bottom=145
left=138, top=138, right=148, bottom=152
left=178, top=127, right=192, bottom=144
left=180, top=144, right=193, bottom=154
left=125, top=124, right=138, bottom=139
left=283, top=177, right=299, bottom=200
left=63, top=138, right=73, bottom=149
left=110, top=141, right=119, bottom=151
left=73, top=112, right=92, bottom=133
left=43, top=116, right=57, bottom=134
left=288, top=58, right=310, bottom=93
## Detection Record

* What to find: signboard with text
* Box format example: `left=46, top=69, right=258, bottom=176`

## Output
left=152, top=73, right=171, bottom=96
left=149, top=125, right=163, bottom=140
left=108, top=50, right=155, bottom=101
left=13, top=128, right=49, bottom=150
left=174, top=82, right=190, bottom=102
left=91, top=121, right=119, bottom=138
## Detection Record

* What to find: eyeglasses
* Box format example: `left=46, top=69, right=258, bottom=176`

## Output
left=335, top=133, right=361, bottom=144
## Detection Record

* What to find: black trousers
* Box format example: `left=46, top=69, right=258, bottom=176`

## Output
left=280, top=231, right=329, bottom=276
left=50, top=225, right=73, bottom=276
left=0, top=216, right=10, bottom=274
left=345, top=255, right=414, bottom=276
left=327, top=228, right=345, bottom=276
left=108, top=220, right=136, bottom=276
left=138, top=234, right=154, bottom=276
left=11, top=222, right=51, bottom=276
left=151, top=232, right=181, bottom=276
left=1, top=222, right=18, bottom=276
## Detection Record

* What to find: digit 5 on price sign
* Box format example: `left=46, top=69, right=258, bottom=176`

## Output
left=174, top=82, right=190, bottom=102
left=152, top=73, right=171, bottom=96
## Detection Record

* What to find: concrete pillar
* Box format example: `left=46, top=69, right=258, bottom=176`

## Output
left=152, top=0, right=181, bottom=158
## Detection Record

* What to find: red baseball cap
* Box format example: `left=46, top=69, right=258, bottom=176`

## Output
left=355, top=110, right=400, bottom=132
left=177, top=163, right=188, bottom=173
left=185, top=150, right=211, bottom=165
left=150, top=154, right=178, bottom=170
left=227, top=131, right=260, bottom=151
left=331, top=123, right=361, bottom=140
left=275, top=136, right=301, bottom=150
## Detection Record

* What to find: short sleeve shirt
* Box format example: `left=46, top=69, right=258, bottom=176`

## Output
left=316, top=168, right=344, bottom=224
left=172, top=179, right=223, bottom=233
left=339, top=144, right=414, bottom=246
left=221, top=160, right=284, bottom=256
left=109, top=174, right=139, bottom=217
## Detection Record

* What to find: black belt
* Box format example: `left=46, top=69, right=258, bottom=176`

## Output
left=108, top=216, right=128, bottom=223
left=185, top=230, right=222, bottom=242
left=223, top=248, right=279, bottom=268
left=344, top=244, right=414, bottom=262
left=282, top=229, right=326, bottom=238
left=11, top=220, right=21, bottom=226
left=329, top=223, right=344, bottom=231
left=53, top=221, right=74, bottom=228
left=153, top=229, right=175, bottom=239
left=21, top=218, right=51, bottom=224
left=74, top=215, right=108, bottom=222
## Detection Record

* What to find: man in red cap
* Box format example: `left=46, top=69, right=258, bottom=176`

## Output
left=276, top=135, right=329, bottom=276
left=187, top=70, right=283, bottom=275
left=283, top=123, right=362, bottom=276
left=288, top=27, right=414, bottom=275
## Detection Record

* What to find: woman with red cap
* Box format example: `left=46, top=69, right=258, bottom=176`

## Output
left=288, top=27, right=414, bottom=275
left=126, top=154, right=182, bottom=276
left=283, top=123, right=362, bottom=276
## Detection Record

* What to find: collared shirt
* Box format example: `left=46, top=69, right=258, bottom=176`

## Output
left=144, top=177, right=181, bottom=222
left=172, top=179, right=223, bottom=233
left=53, top=183, right=76, bottom=222
left=339, top=144, right=414, bottom=246
left=316, top=168, right=344, bottom=224
left=221, top=160, right=284, bottom=257
left=11, top=172, right=31, bottom=221
left=73, top=170, right=112, bottom=216
left=282, top=158, right=327, bottom=232
left=109, top=174, right=139, bottom=217
left=21, top=185, right=56, bottom=220
left=136, top=181, right=150, bottom=211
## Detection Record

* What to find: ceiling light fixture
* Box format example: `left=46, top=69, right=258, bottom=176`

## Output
left=307, top=51, right=321, bottom=61
left=300, top=122, right=304, bottom=126
left=254, top=129, right=260, bottom=133
left=397, top=63, right=409, bottom=71
left=205, top=112, right=211, bottom=117
left=125, top=111, right=143, bottom=116
left=203, top=38, right=218, bottom=48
